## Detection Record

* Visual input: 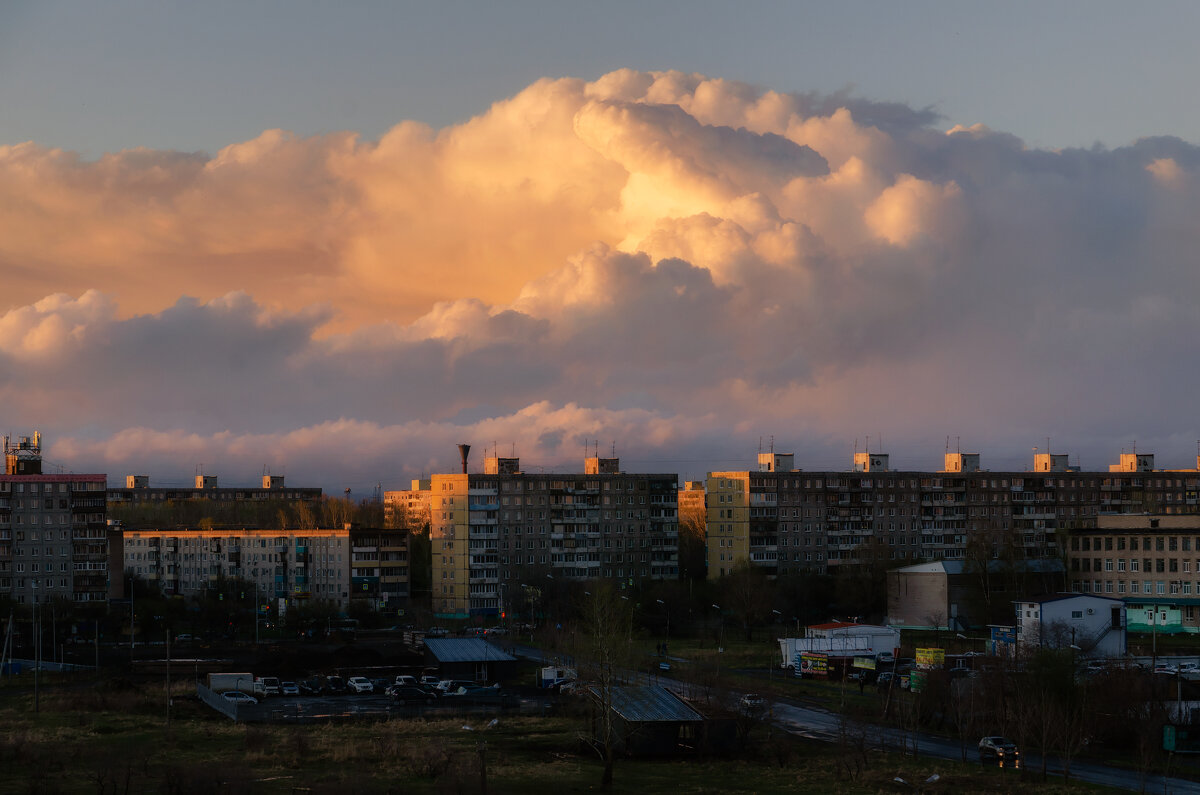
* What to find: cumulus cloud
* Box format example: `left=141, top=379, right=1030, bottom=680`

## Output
left=5, top=69, right=1200, bottom=488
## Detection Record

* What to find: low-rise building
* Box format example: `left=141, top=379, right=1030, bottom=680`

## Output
left=121, top=525, right=408, bottom=610
left=886, top=558, right=1066, bottom=630
left=1014, top=593, right=1126, bottom=657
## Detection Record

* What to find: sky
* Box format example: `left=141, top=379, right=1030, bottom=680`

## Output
left=3, top=2, right=1200, bottom=492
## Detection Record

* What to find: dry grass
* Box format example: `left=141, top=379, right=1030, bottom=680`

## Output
left=0, top=675, right=1118, bottom=794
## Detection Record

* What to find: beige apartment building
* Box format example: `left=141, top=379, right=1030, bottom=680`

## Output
left=416, top=450, right=678, bottom=618
left=384, top=480, right=432, bottom=530
left=1066, top=514, right=1200, bottom=599
left=707, top=448, right=1200, bottom=580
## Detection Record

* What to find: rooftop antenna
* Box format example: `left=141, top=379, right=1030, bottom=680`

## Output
left=758, top=436, right=763, bottom=455
left=611, top=441, right=616, bottom=458
left=865, top=435, right=870, bottom=455
left=945, top=436, right=950, bottom=455
left=956, top=436, right=961, bottom=454
left=770, top=435, right=774, bottom=454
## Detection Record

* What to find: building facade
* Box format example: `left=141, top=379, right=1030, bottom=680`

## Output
left=707, top=448, right=1200, bottom=580
left=1014, top=593, right=1126, bottom=657
left=108, top=474, right=322, bottom=506
left=423, top=454, right=679, bottom=618
left=1066, top=514, right=1200, bottom=634
left=0, top=433, right=116, bottom=604
left=121, top=525, right=409, bottom=610
left=384, top=479, right=432, bottom=530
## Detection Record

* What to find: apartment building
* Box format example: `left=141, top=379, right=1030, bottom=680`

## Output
left=108, top=474, right=322, bottom=506
left=678, top=481, right=706, bottom=525
left=707, top=448, right=1200, bottom=580
left=423, top=449, right=679, bottom=618
left=121, top=525, right=409, bottom=610
left=384, top=479, right=432, bottom=530
left=0, top=433, right=117, bottom=604
left=1065, top=514, right=1200, bottom=634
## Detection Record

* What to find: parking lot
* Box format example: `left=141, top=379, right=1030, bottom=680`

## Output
left=215, top=688, right=557, bottom=723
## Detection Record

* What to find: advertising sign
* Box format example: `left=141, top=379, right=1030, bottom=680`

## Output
left=909, top=670, right=927, bottom=693
left=915, top=648, right=945, bottom=669
left=799, top=652, right=829, bottom=677
left=852, top=656, right=877, bottom=670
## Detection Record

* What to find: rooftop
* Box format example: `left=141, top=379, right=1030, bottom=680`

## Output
left=424, top=638, right=516, bottom=664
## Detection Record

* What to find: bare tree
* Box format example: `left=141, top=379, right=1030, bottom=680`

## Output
left=580, top=582, right=633, bottom=791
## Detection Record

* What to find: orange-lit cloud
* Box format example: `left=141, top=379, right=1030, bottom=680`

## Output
left=4, top=70, right=1200, bottom=487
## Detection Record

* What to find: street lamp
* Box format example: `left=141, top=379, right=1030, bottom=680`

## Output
left=657, top=599, right=670, bottom=638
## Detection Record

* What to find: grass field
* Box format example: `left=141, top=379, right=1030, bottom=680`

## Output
left=0, top=673, right=1120, bottom=794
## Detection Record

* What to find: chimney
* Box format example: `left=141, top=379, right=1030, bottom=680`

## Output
left=457, top=443, right=471, bottom=474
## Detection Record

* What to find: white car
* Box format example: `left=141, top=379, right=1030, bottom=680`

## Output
left=280, top=681, right=300, bottom=696
left=347, top=676, right=375, bottom=693
left=1154, top=663, right=1179, bottom=676
left=223, top=691, right=258, bottom=705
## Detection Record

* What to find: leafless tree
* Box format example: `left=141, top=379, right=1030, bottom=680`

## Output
left=580, top=582, right=634, bottom=791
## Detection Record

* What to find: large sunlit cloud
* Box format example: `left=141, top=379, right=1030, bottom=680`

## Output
left=4, top=69, right=1200, bottom=488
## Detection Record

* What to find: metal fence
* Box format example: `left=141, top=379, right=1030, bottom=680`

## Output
left=196, top=683, right=238, bottom=720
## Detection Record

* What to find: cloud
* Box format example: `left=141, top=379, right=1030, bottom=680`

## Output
left=5, top=70, right=1200, bottom=487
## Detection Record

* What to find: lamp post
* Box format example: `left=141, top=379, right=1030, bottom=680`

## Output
left=656, top=599, right=669, bottom=639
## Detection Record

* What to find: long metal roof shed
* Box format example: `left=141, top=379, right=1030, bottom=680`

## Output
left=424, top=638, right=517, bottom=664
left=592, top=686, right=704, bottom=723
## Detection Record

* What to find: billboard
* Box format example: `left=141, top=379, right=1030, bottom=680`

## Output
left=797, top=651, right=829, bottom=677
left=853, top=656, right=877, bottom=670
left=915, top=648, right=945, bottom=669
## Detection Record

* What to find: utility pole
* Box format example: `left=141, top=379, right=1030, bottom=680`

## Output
left=33, top=595, right=40, bottom=714
left=166, top=629, right=171, bottom=730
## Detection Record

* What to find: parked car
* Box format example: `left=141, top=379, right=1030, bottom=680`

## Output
left=394, top=675, right=420, bottom=687
left=436, top=679, right=477, bottom=693
left=347, top=676, right=375, bottom=694
left=419, top=674, right=441, bottom=687
left=426, top=627, right=450, bottom=638
left=279, top=681, right=300, bottom=696
left=978, top=736, right=1020, bottom=765
left=174, top=634, right=195, bottom=644
left=389, top=685, right=438, bottom=705
left=484, top=627, right=508, bottom=636
left=299, top=677, right=325, bottom=696
left=1154, top=663, right=1179, bottom=676
left=876, top=672, right=895, bottom=688
left=740, top=693, right=766, bottom=713
left=252, top=676, right=281, bottom=697
left=371, top=677, right=393, bottom=692
left=223, top=691, right=258, bottom=705
left=876, top=652, right=895, bottom=665
left=325, top=676, right=348, bottom=694
left=1178, top=663, right=1200, bottom=681
left=444, top=682, right=500, bottom=696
